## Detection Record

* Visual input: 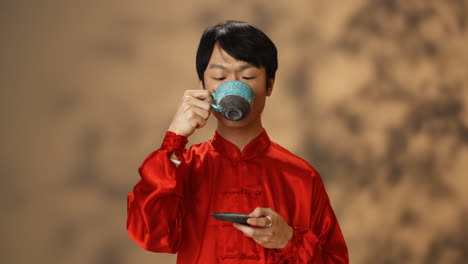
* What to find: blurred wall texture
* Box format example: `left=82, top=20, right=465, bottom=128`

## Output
left=1, top=0, right=467, bottom=263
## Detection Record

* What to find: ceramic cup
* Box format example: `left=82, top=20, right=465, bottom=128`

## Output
left=207, top=80, right=254, bottom=121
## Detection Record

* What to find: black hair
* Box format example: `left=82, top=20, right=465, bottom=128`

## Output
left=196, top=21, right=278, bottom=86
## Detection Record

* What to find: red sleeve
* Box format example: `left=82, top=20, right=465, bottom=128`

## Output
left=126, top=131, right=189, bottom=253
left=270, top=175, right=349, bottom=263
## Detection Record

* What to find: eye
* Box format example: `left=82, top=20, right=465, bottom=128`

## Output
left=242, top=76, right=256, bottom=80
left=213, top=77, right=225, bottom=81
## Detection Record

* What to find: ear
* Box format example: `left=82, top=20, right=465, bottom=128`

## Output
left=266, top=77, right=275, bottom=96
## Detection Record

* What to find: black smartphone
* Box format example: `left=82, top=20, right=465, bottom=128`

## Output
left=211, top=212, right=250, bottom=225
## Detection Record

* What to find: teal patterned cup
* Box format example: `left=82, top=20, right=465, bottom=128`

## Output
left=208, top=81, right=254, bottom=121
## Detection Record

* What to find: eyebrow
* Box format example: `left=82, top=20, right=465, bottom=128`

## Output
left=208, top=63, right=256, bottom=71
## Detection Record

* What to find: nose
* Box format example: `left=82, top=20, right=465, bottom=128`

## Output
left=227, top=73, right=242, bottom=82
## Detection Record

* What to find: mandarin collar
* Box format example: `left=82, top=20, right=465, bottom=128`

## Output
left=210, top=129, right=271, bottom=160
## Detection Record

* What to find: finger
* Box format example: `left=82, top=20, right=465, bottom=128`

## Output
left=194, top=116, right=207, bottom=129
left=254, top=232, right=274, bottom=241
left=184, top=95, right=212, bottom=112
left=253, top=237, right=272, bottom=245
left=233, top=223, right=258, bottom=238
left=247, top=217, right=270, bottom=228
left=253, top=236, right=280, bottom=249
left=182, top=102, right=209, bottom=122
left=186, top=110, right=207, bottom=129
left=253, top=238, right=266, bottom=247
left=233, top=223, right=270, bottom=238
left=249, top=207, right=274, bottom=218
left=254, top=239, right=276, bottom=249
left=184, top=90, right=212, bottom=100
left=194, top=117, right=207, bottom=129
left=232, top=223, right=252, bottom=236
left=188, top=104, right=210, bottom=120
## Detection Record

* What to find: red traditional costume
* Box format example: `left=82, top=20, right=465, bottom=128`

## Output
left=127, top=130, right=348, bottom=263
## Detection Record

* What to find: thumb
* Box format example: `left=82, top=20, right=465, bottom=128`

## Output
left=249, top=207, right=271, bottom=217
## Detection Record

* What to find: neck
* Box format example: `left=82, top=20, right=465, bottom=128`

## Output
left=216, top=118, right=264, bottom=151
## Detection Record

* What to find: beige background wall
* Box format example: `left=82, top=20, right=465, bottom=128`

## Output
left=1, top=0, right=467, bottom=263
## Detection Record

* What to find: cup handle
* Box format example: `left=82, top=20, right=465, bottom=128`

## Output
left=203, top=93, right=221, bottom=112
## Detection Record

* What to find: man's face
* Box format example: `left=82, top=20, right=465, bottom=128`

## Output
left=202, top=44, right=274, bottom=128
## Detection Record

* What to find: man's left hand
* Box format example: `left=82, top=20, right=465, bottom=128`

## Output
left=233, top=207, right=293, bottom=249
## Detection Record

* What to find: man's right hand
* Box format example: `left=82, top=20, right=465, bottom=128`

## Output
left=168, top=90, right=212, bottom=137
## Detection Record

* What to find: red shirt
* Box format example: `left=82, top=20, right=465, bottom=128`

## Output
left=127, top=130, right=348, bottom=263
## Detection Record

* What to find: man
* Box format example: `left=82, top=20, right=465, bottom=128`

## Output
left=127, top=20, right=349, bottom=263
